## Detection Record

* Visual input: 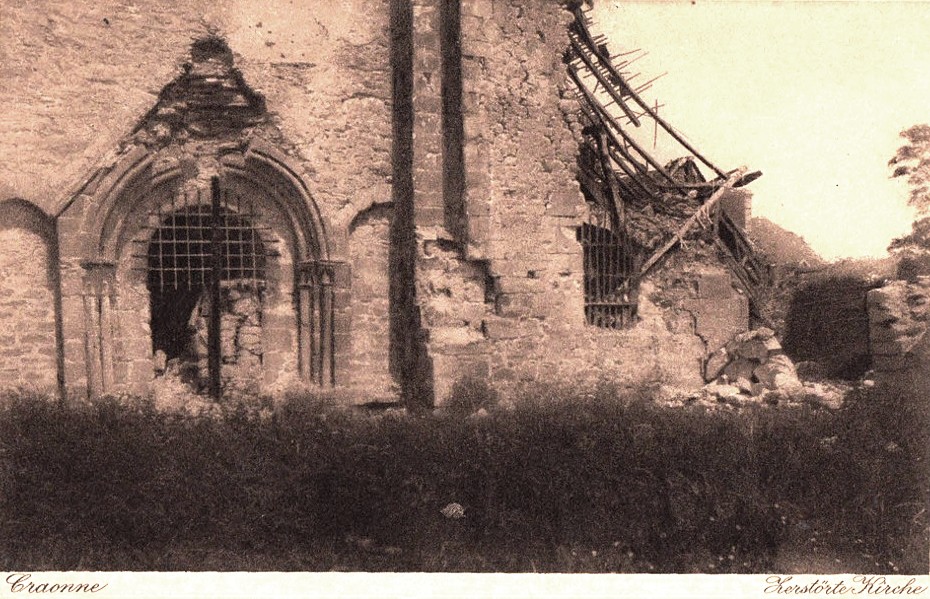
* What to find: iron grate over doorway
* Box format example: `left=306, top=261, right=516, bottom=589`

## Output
left=135, top=177, right=278, bottom=398
left=142, top=189, right=272, bottom=292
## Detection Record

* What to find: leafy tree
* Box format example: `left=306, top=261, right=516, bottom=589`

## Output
left=888, top=125, right=930, bottom=277
left=889, top=124, right=930, bottom=216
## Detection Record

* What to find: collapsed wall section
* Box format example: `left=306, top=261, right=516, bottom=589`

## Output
left=867, top=277, right=930, bottom=399
left=782, top=273, right=882, bottom=379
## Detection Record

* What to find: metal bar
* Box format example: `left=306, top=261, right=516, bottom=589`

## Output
left=249, top=197, right=258, bottom=286
left=156, top=197, right=164, bottom=292
left=139, top=224, right=277, bottom=232
left=208, top=176, right=223, bottom=400
left=224, top=188, right=231, bottom=280
left=183, top=189, right=191, bottom=288
left=316, top=272, right=324, bottom=385
left=170, top=191, right=177, bottom=289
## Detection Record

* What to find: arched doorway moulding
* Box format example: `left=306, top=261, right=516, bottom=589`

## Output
left=64, top=140, right=349, bottom=398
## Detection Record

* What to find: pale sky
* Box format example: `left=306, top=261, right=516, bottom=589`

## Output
left=591, top=1, right=929, bottom=261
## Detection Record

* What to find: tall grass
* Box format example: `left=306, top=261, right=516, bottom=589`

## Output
left=0, top=383, right=925, bottom=572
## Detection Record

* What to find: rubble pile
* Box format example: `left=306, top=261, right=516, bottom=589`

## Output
left=704, top=327, right=802, bottom=397
left=650, top=327, right=848, bottom=409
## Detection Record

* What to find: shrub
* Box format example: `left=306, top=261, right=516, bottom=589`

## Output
left=442, top=376, right=499, bottom=415
left=0, top=384, right=924, bottom=572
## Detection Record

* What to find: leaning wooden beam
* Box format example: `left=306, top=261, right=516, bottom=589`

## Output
left=713, top=236, right=776, bottom=328
left=606, top=146, right=656, bottom=198
left=597, top=130, right=626, bottom=233
left=636, top=167, right=746, bottom=279
left=569, top=66, right=678, bottom=184
left=626, top=90, right=728, bottom=179
left=573, top=5, right=610, bottom=61
left=577, top=97, right=654, bottom=200
left=572, top=71, right=652, bottom=180
left=653, top=169, right=762, bottom=191
left=572, top=6, right=728, bottom=180
left=568, top=28, right=641, bottom=126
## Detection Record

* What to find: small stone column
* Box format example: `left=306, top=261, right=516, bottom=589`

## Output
left=80, top=261, right=117, bottom=398
left=297, top=260, right=350, bottom=387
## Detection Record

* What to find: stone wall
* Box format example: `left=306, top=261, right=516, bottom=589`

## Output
left=867, top=277, right=930, bottom=399
left=0, top=0, right=392, bottom=222
left=408, top=0, right=750, bottom=401
left=783, top=275, right=880, bottom=379
left=380, top=0, right=748, bottom=404
left=1, top=0, right=395, bottom=398
left=348, top=206, right=394, bottom=398
left=0, top=200, right=60, bottom=392
left=1, top=0, right=753, bottom=404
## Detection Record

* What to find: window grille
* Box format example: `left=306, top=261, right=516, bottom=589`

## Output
left=578, top=204, right=637, bottom=329
left=143, top=190, right=271, bottom=292
left=135, top=180, right=278, bottom=398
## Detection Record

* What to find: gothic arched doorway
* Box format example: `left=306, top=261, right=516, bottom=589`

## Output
left=68, top=142, right=346, bottom=399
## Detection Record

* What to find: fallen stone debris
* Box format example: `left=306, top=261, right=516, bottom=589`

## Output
left=656, top=327, right=852, bottom=409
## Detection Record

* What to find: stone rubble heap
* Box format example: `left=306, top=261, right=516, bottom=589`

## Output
left=649, top=327, right=845, bottom=409
left=703, top=327, right=802, bottom=399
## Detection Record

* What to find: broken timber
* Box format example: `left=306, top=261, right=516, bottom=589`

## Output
left=568, top=4, right=774, bottom=323
left=637, top=167, right=746, bottom=279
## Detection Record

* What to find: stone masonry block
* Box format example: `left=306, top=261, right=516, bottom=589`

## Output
left=495, top=292, right=543, bottom=318
left=697, top=272, right=736, bottom=299
left=497, top=275, right=544, bottom=295
left=482, top=317, right=538, bottom=340
left=547, top=190, right=584, bottom=217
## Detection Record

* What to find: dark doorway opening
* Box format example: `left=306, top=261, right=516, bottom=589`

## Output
left=150, top=288, right=202, bottom=361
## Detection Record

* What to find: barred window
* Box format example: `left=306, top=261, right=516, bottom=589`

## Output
left=577, top=206, right=637, bottom=329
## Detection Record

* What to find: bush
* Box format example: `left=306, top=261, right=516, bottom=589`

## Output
left=442, top=376, right=499, bottom=415
left=0, top=383, right=925, bottom=572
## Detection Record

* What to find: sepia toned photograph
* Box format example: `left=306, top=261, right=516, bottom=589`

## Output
left=0, top=0, right=927, bottom=589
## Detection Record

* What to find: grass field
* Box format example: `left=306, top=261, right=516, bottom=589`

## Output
left=0, top=381, right=925, bottom=573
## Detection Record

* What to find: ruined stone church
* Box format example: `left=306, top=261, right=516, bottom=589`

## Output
left=0, top=1, right=766, bottom=406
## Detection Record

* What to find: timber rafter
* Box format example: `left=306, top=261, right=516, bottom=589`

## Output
left=566, top=3, right=772, bottom=322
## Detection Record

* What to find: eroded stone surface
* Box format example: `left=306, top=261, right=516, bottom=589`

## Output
left=867, top=277, right=930, bottom=397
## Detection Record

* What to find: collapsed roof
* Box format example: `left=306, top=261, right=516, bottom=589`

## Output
left=565, top=3, right=772, bottom=320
